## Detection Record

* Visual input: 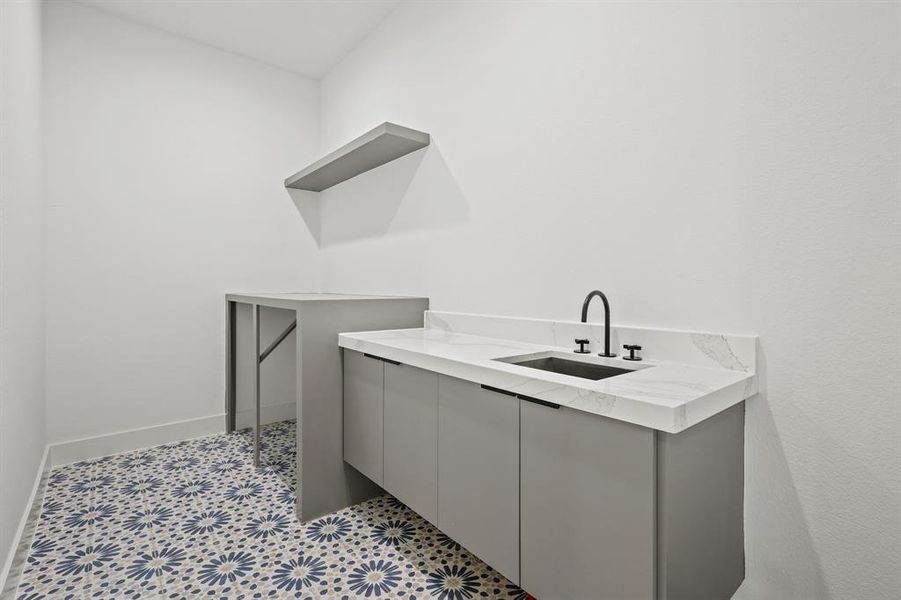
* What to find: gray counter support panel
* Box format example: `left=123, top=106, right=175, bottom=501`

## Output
left=296, top=298, right=429, bottom=522
left=656, top=402, right=745, bottom=600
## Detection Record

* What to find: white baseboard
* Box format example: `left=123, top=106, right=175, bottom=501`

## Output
left=49, top=413, right=225, bottom=467
left=0, top=445, right=50, bottom=600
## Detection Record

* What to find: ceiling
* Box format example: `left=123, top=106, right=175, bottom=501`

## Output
left=75, top=0, right=401, bottom=79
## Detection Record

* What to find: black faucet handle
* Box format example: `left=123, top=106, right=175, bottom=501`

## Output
left=574, top=339, right=590, bottom=354
left=623, top=344, right=642, bottom=361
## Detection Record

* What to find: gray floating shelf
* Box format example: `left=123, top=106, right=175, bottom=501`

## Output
left=285, top=122, right=430, bottom=191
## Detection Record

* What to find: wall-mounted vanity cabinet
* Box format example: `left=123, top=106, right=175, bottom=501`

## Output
left=438, top=377, right=520, bottom=583
left=344, top=353, right=439, bottom=524
left=519, top=393, right=655, bottom=599
left=342, top=349, right=744, bottom=600
left=383, top=359, right=439, bottom=525
left=342, top=350, right=386, bottom=486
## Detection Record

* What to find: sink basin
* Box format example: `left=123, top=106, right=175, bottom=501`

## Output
left=496, top=353, right=635, bottom=381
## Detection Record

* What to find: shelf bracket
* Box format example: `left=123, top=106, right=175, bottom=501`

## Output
left=259, top=320, right=297, bottom=363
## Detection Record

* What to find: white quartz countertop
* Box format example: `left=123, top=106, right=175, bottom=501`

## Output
left=338, top=327, right=757, bottom=433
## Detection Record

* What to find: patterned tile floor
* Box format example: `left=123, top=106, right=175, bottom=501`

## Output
left=15, top=420, right=529, bottom=599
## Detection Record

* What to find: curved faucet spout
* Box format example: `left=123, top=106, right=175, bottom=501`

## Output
left=581, top=290, right=616, bottom=358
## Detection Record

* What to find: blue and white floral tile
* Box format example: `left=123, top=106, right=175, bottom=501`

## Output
left=50, top=474, right=104, bottom=514
left=154, top=536, right=221, bottom=597
left=221, top=478, right=269, bottom=507
left=278, top=490, right=298, bottom=512
left=80, top=472, right=129, bottom=509
left=304, top=552, right=360, bottom=599
left=31, top=498, right=71, bottom=531
left=15, top=541, right=66, bottom=598
left=211, top=515, right=292, bottom=566
left=424, top=560, right=499, bottom=600
left=99, top=505, right=168, bottom=550
left=303, top=514, right=386, bottom=567
left=27, top=518, right=83, bottom=555
left=356, top=494, right=417, bottom=526
left=14, top=572, right=82, bottom=600
left=163, top=542, right=278, bottom=600
left=157, top=509, right=214, bottom=546
left=347, top=546, right=432, bottom=599
left=46, top=539, right=118, bottom=598
left=343, top=513, right=424, bottom=565
left=84, top=538, right=167, bottom=599
left=82, top=507, right=150, bottom=560
left=147, top=477, right=214, bottom=517
left=401, top=516, right=487, bottom=567
left=65, top=455, right=116, bottom=477
left=390, top=522, right=459, bottom=564
left=354, top=499, right=532, bottom=599
left=244, top=508, right=295, bottom=546
left=113, top=450, right=158, bottom=473
left=118, top=542, right=186, bottom=598
left=257, top=549, right=336, bottom=598
left=202, top=458, right=246, bottom=487
left=15, top=420, right=530, bottom=600
left=340, top=555, right=419, bottom=599
left=158, top=454, right=206, bottom=478
left=114, top=474, right=163, bottom=507
left=255, top=466, right=294, bottom=494
left=22, top=536, right=59, bottom=570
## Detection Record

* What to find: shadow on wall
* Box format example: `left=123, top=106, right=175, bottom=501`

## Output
left=290, top=187, right=321, bottom=245
left=286, top=143, right=469, bottom=247
left=733, top=343, right=829, bottom=600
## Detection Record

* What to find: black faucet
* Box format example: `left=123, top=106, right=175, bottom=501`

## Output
left=581, top=290, right=616, bottom=357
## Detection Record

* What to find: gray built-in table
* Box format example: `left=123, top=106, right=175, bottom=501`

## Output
left=224, top=292, right=428, bottom=522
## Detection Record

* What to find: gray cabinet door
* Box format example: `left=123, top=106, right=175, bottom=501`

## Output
left=438, top=377, right=520, bottom=584
left=342, top=350, right=384, bottom=485
left=520, top=400, right=655, bottom=600
left=384, top=362, right=439, bottom=525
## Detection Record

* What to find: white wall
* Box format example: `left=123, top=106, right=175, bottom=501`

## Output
left=0, top=0, right=46, bottom=580
left=319, top=2, right=900, bottom=599
left=43, top=0, right=320, bottom=445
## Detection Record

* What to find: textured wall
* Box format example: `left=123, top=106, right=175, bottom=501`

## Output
left=0, top=0, right=46, bottom=580
left=319, top=2, right=901, bottom=598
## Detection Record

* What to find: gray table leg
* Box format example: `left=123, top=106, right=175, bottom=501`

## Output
left=253, top=303, right=261, bottom=468
left=225, top=301, right=236, bottom=433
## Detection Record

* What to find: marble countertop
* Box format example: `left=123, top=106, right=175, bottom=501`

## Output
left=338, top=326, right=757, bottom=433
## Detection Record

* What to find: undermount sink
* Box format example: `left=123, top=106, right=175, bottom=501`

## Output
left=495, top=352, right=637, bottom=381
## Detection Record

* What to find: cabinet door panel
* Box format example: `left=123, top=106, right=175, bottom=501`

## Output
left=438, top=376, right=520, bottom=583
left=342, top=350, right=384, bottom=485
left=384, top=362, right=438, bottom=524
left=520, top=401, right=655, bottom=600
